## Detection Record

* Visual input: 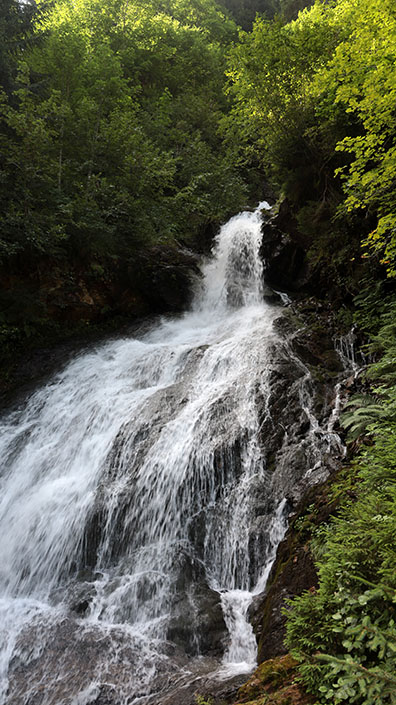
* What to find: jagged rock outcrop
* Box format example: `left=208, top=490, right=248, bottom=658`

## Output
left=250, top=476, right=342, bottom=663
left=260, top=200, right=312, bottom=293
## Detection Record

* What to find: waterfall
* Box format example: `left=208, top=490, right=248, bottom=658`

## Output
left=0, top=204, right=343, bottom=705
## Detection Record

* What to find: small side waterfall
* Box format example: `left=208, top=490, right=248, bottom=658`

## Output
left=0, top=204, right=345, bottom=705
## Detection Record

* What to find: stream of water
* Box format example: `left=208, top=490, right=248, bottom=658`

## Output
left=0, top=204, right=346, bottom=704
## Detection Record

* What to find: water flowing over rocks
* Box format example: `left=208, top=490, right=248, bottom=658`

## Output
left=0, top=204, right=355, bottom=705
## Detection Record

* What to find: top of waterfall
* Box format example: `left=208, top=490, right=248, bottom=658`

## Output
left=257, top=201, right=272, bottom=211
left=196, top=203, right=268, bottom=313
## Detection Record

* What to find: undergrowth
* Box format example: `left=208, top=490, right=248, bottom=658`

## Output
left=284, top=290, right=396, bottom=704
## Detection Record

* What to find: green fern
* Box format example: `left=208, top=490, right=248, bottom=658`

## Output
left=340, top=394, right=383, bottom=441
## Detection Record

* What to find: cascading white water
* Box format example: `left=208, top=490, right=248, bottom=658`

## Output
left=0, top=203, right=344, bottom=705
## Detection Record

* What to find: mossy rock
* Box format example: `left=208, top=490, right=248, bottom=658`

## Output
left=236, top=655, right=297, bottom=701
left=233, top=655, right=314, bottom=705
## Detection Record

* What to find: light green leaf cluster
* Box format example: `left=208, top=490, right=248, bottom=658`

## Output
left=312, top=0, right=396, bottom=276
left=226, top=0, right=396, bottom=275
left=316, top=585, right=396, bottom=703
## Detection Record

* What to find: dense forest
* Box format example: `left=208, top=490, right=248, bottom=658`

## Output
left=0, top=0, right=246, bottom=360
left=0, top=0, right=312, bottom=365
left=1, top=0, right=396, bottom=703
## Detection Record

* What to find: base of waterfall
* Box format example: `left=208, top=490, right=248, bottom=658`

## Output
left=1, top=597, right=252, bottom=705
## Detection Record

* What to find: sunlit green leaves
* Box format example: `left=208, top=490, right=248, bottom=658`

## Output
left=226, top=0, right=396, bottom=274
left=0, top=0, right=246, bottom=268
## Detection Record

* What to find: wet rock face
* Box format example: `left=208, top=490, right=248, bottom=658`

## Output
left=259, top=201, right=311, bottom=293
left=250, top=455, right=346, bottom=664
left=260, top=225, right=309, bottom=292
left=0, top=245, right=200, bottom=331
left=256, top=306, right=346, bottom=507
left=68, top=304, right=349, bottom=664
left=0, top=244, right=201, bottom=401
left=7, top=616, right=197, bottom=705
left=250, top=535, right=318, bottom=663
left=244, top=299, right=355, bottom=665
left=249, top=479, right=337, bottom=663
left=131, top=244, right=201, bottom=312
left=233, top=654, right=315, bottom=705
left=6, top=609, right=235, bottom=705
left=166, top=554, right=227, bottom=656
left=1, top=204, right=356, bottom=705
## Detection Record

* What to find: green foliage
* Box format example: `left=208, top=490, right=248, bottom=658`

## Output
left=285, top=297, right=396, bottom=704
left=195, top=696, right=213, bottom=705
left=286, top=434, right=396, bottom=701
left=0, top=0, right=246, bottom=269
left=316, top=0, right=396, bottom=277
left=226, top=0, right=396, bottom=276
left=225, top=3, right=352, bottom=193
left=218, top=0, right=278, bottom=30
left=340, top=393, right=387, bottom=441
left=0, top=0, right=37, bottom=96
left=291, top=583, right=396, bottom=704
left=316, top=585, right=396, bottom=704
left=0, top=0, right=249, bottom=347
left=287, top=585, right=396, bottom=702
left=352, top=282, right=393, bottom=337
left=217, top=0, right=313, bottom=32
left=279, top=0, right=314, bottom=21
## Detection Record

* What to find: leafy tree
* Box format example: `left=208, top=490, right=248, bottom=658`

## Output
left=0, top=0, right=248, bottom=351
left=225, top=5, right=347, bottom=199
left=312, top=0, right=396, bottom=276
left=226, top=0, right=396, bottom=276
left=0, top=0, right=245, bottom=265
left=0, top=0, right=37, bottom=96
left=218, top=0, right=278, bottom=30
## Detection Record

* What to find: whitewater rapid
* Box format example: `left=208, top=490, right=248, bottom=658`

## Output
left=0, top=203, right=345, bottom=704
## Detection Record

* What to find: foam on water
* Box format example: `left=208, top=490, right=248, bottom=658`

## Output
left=0, top=202, right=345, bottom=704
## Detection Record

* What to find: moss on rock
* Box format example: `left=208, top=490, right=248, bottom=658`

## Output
left=232, top=655, right=315, bottom=705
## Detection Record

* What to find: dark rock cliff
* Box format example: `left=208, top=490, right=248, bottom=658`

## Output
left=0, top=243, right=201, bottom=400
left=260, top=198, right=368, bottom=303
